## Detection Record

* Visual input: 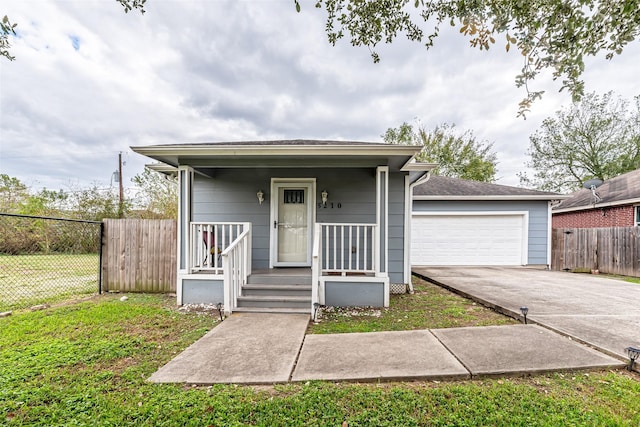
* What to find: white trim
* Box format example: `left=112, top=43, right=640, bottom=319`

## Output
left=376, top=166, right=389, bottom=276
left=553, top=197, right=640, bottom=213
left=404, top=172, right=431, bottom=290
left=404, top=175, right=412, bottom=290
left=411, top=211, right=529, bottom=265
left=269, top=178, right=316, bottom=267
left=635, top=206, right=640, bottom=227
left=547, top=201, right=552, bottom=268
left=400, top=157, right=437, bottom=172
left=176, top=166, right=194, bottom=305
left=132, top=144, right=422, bottom=158
left=414, top=195, right=567, bottom=201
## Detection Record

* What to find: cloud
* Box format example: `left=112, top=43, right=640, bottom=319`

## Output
left=1, top=0, right=639, bottom=193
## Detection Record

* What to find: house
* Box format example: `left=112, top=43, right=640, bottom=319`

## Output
left=132, top=140, right=433, bottom=315
left=411, top=175, right=564, bottom=267
left=552, top=169, right=640, bottom=228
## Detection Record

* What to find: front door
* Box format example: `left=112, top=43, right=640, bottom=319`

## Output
left=271, top=180, right=315, bottom=267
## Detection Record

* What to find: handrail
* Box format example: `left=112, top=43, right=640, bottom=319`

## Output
left=221, top=226, right=251, bottom=315
left=189, top=222, right=248, bottom=273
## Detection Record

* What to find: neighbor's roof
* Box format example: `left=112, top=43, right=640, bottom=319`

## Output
left=413, top=175, right=565, bottom=201
left=553, top=169, right=640, bottom=213
left=131, top=139, right=435, bottom=173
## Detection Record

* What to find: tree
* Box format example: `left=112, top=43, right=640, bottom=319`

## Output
left=0, top=174, right=28, bottom=212
left=302, top=0, right=640, bottom=116
left=0, top=15, right=16, bottom=61
left=520, top=91, right=640, bottom=193
left=384, top=122, right=497, bottom=182
left=131, top=168, right=177, bottom=219
left=66, top=184, right=125, bottom=221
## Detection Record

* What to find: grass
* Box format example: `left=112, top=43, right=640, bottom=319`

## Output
left=0, top=253, right=98, bottom=310
left=308, top=276, right=517, bottom=334
left=607, top=274, right=640, bottom=285
left=1, top=292, right=639, bottom=426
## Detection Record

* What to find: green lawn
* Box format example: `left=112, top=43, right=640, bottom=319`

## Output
left=0, top=253, right=98, bottom=310
left=2, top=292, right=639, bottom=426
left=308, top=276, right=517, bottom=334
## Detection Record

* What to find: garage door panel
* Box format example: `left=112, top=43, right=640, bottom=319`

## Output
left=411, top=214, right=525, bottom=266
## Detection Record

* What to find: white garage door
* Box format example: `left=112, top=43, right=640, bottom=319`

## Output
left=411, top=213, right=527, bottom=266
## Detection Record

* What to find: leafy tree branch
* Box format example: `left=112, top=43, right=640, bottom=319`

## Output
left=520, top=91, right=640, bottom=192
left=384, top=121, right=498, bottom=182
left=303, top=0, right=640, bottom=116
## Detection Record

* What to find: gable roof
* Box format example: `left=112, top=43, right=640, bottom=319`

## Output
left=413, top=175, right=564, bottom=201
left=553, top=169, right=640, bottom=212
left=131, top=139, right=435, bottom=173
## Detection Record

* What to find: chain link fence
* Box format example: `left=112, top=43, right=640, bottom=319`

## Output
left=0, top=213, right=103, bottom=311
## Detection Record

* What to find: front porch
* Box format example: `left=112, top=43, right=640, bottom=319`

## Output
left=180, top=221, right=389, bottom=315
left=130, top=140, right=438, bottom=313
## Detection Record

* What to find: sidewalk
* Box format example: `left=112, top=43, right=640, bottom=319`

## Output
left=149, top=312, right=623, bottom=385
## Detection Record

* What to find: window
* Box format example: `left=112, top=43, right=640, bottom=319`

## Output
left=635, top=206, right=640, bottom=226
left=283, top=189, right=305, bottom=204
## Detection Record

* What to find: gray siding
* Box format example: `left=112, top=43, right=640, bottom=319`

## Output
left=192, top=168, right=378, bottom=270
left=182, top=279, right=224, bottom=304
left=412, top=200, right=549, bottom=264
left=388, top=172, right=405, bottom=283
left=325, top=281, right=385, bottom=307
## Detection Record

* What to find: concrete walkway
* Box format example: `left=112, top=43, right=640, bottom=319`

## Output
left=413, top=266, right=640, bottom=362
left=150, top=310, right=622, bottom=385
left=149, top=313, right=309, bottom=384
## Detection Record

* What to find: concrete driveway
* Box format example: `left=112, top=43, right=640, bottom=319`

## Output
left=413, top=266, right=640, bottom=361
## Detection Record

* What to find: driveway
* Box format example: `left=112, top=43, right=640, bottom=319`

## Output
left=412, top=266, right=640, bottom=361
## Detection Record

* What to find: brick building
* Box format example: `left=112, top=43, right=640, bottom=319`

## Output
left=552, top=169, right=640, bottom=229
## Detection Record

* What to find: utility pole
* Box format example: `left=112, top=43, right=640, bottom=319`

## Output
left=118, top=152, right=124, bottom=218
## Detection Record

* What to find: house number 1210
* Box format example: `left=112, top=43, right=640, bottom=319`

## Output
left=317, top=203, right=342, bottom=209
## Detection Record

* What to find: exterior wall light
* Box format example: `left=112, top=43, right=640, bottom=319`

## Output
left=321, top=190, right=328, bottom=206
left=520, top=306, right=529, bottom=324
left=257, top=190, right=264, bottom=205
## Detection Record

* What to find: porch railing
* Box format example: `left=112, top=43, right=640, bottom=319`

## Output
left=222, top=226, right=252, bottom=314
left=320, top=223, right=377, bottom=275
left=311, top=222, right=378, bottom=316
left=189, top=222, right=250, bottom=273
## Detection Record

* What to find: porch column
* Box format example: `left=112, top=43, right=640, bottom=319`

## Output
left=376, top=166, right=389, bottom=276
left=177, top=166, right=194, bottom=304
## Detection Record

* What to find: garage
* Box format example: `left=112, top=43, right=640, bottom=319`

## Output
left=411, top=175, right=565, bottom=267
left=411, top=212, right=527, bottom=265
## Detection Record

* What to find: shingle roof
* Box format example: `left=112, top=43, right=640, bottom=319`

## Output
left=414, top=175, right=563, bottom=199
left=553, top=169, right=640, bottom=211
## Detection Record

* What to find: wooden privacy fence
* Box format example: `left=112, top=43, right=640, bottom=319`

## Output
left=102, top=219, right=177, bottom=293
left=552, top=227, right=640, bottom=277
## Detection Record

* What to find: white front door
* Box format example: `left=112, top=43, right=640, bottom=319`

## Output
left=271, top=180, right=315, bottom=267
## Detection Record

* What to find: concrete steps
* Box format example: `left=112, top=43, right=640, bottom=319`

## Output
left=236, top=271, right=311, bottom=314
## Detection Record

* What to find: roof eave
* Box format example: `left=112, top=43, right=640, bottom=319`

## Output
left=131, top=144, right=422, bottom=157
left=414, top=195, right=568, bottom=201
left=553, top=197, right=640, bottom=213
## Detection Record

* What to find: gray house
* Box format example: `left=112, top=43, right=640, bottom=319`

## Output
left=132, top=140, right=433, bottom=315
left=412, top=175, right=563, bottom=267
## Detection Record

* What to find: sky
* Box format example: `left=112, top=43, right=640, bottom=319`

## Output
left=1, top=0, right=640, bottom=195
